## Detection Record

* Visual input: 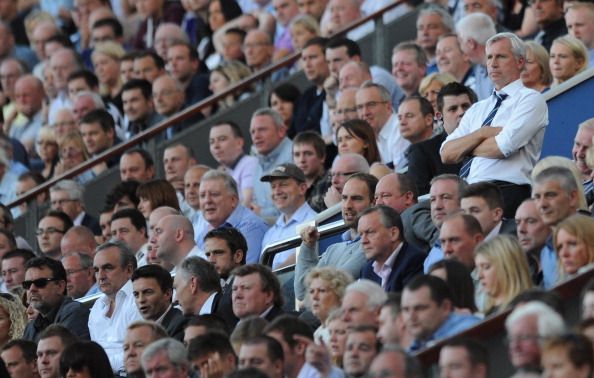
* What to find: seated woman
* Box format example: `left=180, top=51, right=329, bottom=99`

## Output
left=55, top=131, right=106, bottom=184
left=475, top=235, right=533, bottom=316
left=60, top=340, right=114, bottom=378
left=521, top=41, right=552, bottom=93
left=269, top=83, right=301, bottom=130
left=428, top=259, right=478, bottom=314
left=419, top=72, right=456, bottom=115
left=290, top=15, right=320, bottom=52
left=209, top=60, right=253, bottom=112
left=35, top=126, right=59, bottom=180
left=303, top=267, right=353, bottom=343
left=550, top=35, right=589, bottom=86
left=336, top=119, right=381, bottom=165
left=541, top=334, right=594, bottom=378
left=136, top=179, right=181, bottom=220
left=554, top=214, right=594, bottom=279
left=325, top=308, right=348, bottom=368
left=0, top=293, right=27, bottom=348
left=92, top=41, right=125, bottom=111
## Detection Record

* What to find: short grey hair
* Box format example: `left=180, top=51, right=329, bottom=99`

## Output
left=359, top=81, right=392, bottom=103
left=95, top=240, right=137, bottom=271
left=50, top=179, right=84, bottom=201
left=456, top=13, right=497, bottom=45
left=418, top=4, right=454, bottom=33
left=333, top=153, right=370, bottom=174
left=75, top=91, right=105, bottom=109
left=486, top=32, right=526, bottom=61
left=252, top=107, right=285, bottom=130
left=62, top=252, right=93, bottom=269
left=200, top=170, right=239, bottom=197
left=141, top=338, right=189, bottom=372
left=505, top=301, right=565, bottom=339
left=533, top=166, right=578, bottom=194
left=345, top=279, right=387, bottom=310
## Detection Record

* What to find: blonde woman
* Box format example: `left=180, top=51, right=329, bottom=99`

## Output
left=55, top=131, right=106, bottom=184
left=290, top=14, right=320, bottom=51
left=532, top=156, right=588, bottom=212
left=304, top=267, right=353, bottom=342
left=0, top=294, right=27, bottom=348
left=209, top=60, right=253, bottom=111
left=475, top=235, right=533, bottom=316
left=35, top=126, right=59, bottom=180
left=554, top=214, right=594, bottom=279
left=92, top=41, right=126, bottom=103
left=418, top=72, right=456, bottom=114
left=521, top=41, right=552, bottom=93
left=549, top=35, right=589, bottom=86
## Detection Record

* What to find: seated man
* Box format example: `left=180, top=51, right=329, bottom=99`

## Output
left=1, top=248, right=35, bottom=292
left=36, top=210, right=73, bottom=260
left=119, top=148, right=155, bottom=183
left=460, top=181, right=516, bottom=239
left=22, top=257, right=90, bottom=341
left=358, top=206, right=425, bottom=293
left=110, top=208, right=149, bottom=266
left=515, top=199, right=551, bottom=286
left=295, top=173, right=377, bottom=301
left=238, top=336, right=285, bottom=378
left=89, top=241, right=142, bottom=372
left=60, top=226, right=98, bottom=256
left=131, top=265, right=186, bottom=340
left=341, top=280, right=387, bottom=329
left=122, top=79, right=163, bottom=138
left=79, top=109, right=120, bottom=167
left=193, top=170, right=268, bottom=264
left=438, top=338, right=488, bottom=378
left=323, top=153, right=370, bottom=208
left=232, top=264, right=285, bottom=322
left=209, top=121, right=258, bottom=207
left=123, top=321, right=168, bottom=378
left=49, top=180, right=100, bottom=236
left=141, top=339, right=191, bottom=378
left=343, top=325, right=381, bottom=378
left=36, top=325, right=78, bottom=378
left=183, top=164, right=210, bottom=221
left=187, top=332, right=237, bottom=377
left=261, top=163, right=317, bottom=269
left=61, top=252, right=99, bottom=299
left=152, top=214, right=204, bottom=271
left=402, top=275, right=480, bottom=352
left=1, top=339, right=39, bottom=378
left=292, top=131, right=328, bottom=212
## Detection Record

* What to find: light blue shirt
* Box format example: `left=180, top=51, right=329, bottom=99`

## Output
left=193, top=205, right=269, bottom=264
left=253, top=137, right=293, bottom=221
left=423, top=239, right=443, bottom=273
left=408, top=312, right=481, bottom=352
left=262, top=202, right=318, bottom=269
left=541, top=237, right=559, bottom=289
left=471, top=64, right=494, bottom=101
left=0, top=170, right=18, bottom=205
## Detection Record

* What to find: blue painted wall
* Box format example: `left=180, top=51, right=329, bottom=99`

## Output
left=541, top=76, right=594, bottom=159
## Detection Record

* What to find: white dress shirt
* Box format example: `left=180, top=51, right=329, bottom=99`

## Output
left=378, top=113, right=411, bottom=169
left=88, top=280, right=142, bottom=373
left=442, top=79, right=548, bottom=185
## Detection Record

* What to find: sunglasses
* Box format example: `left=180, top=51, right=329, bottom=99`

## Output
left=22, top=278, right=61, bottom=290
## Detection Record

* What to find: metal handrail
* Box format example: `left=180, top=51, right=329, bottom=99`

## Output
left=259, top=219, right=349, bottom=266
left=7, top=0, right=406, bottom=209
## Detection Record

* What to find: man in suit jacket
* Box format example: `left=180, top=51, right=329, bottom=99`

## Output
left=49, top=179, right=101, bottom=236
left=406, top=83, right=477, bottom=195
left=131, top=265, right=186, bottom=341
left=358, top=205, right=425, bottom=293
left=231, top=264, right=285, bottom=323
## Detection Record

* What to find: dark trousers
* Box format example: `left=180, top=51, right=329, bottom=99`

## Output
left=491, top=181, right=532, bottom=219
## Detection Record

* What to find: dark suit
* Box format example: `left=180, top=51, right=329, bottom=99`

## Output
left=406, top=132, right=462, bottom=196
left=212, top=289, right=239, bottom=332
left=290, top=85, right=324, bottom=138
left=263, top=305, right=286, bottom=322
left=80, top=213, right=101, bottom=236
left=402, top=201, right=438, bottom=252
left=23, top=297, right=90, bottom=342
left=161, top=306, right=187, bottom=341
left=360, top=242, right=425, bottom=293
left=499, top=218, right=517, bottom=236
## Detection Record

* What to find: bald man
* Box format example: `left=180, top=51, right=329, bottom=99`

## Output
left=151, top=214, right=205, bottom=271
left=10, top=75, right=46, bottom=153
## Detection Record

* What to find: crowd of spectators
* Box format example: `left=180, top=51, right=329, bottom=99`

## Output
left=0, top=0, right=592, bottom=376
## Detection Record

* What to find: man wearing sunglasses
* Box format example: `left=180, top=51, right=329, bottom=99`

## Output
left=21, top=257, right=90, bottom=342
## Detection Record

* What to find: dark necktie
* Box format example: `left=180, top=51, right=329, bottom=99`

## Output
left=459, top=92, right=508, bottom=178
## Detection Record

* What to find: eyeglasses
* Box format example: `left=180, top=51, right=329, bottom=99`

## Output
left=35, top=227, right=66, bottom=236
left=22, top=277, right=61, bottom=290
left=355, top=101, right=388, bottom=112
left=504, top=335, right=542, bottom=345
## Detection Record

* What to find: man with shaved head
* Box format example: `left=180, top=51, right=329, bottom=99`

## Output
left=151, top=214, right=205, bottom=271
left=338, top=61, right=372, bottom=91
left=147, top=207, right=180, bottom=271
left=48, top=48, right=81, bottom=124
left=244, top=29, right=275, bottom=73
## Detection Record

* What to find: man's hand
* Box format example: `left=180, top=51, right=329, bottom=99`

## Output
left=295, top=335, right=332, bottom=377
left=300, top=226, right=320, bottom=249
left=323, top=186, right=341, bottom=208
